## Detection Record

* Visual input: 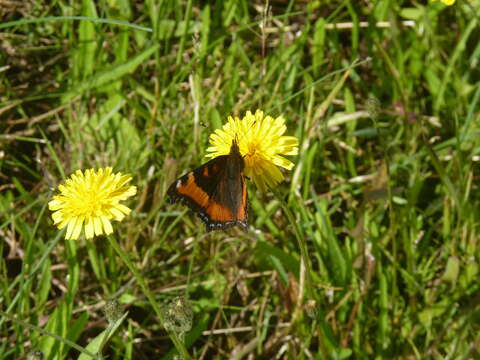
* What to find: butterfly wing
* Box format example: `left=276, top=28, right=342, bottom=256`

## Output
left=167, top=153, right=248, bottom=231
left=206, top=158, right=248, bottom=231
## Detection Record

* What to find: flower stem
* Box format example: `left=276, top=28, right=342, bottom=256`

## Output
left=107, top=235, right=192, bottom=360
left=273, top=190, right=314, bottom=300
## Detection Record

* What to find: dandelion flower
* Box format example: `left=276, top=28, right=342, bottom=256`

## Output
left=431, top=0, right=455, bottom=5
left=48, top=167, right=136, bottom=240
left=206, top=110, right=298, bottom=192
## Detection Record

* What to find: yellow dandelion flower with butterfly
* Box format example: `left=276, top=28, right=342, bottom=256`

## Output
left=206, top=109, right=299, bottom=192
left=167, top=109, right=298, bottom=232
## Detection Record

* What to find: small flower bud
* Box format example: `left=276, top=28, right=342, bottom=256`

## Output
left=27, top=350, right=44, bottom=360
left=305, top=299, right=318, bottom=319
left=104, top=298, right=123, bottom=325
left=366, top=95, right=381, bottom=120
left=162, top=296, right=193, bottom=334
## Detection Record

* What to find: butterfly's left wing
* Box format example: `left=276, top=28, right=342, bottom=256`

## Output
left=167, top=154, right=248, bottom=231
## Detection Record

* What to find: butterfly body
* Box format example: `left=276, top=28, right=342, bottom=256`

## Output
left=167, top=140, right=248, bottom=232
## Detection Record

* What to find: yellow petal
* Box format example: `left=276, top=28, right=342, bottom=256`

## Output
left=101, top=217, right=113, bottom=235
left=71, top=217, right=84, bottom=240
left=65, top=218, right=76, bottom=239
left=253, top=175, right=267, bottom=192
left=85, top=217, right=94, bottom=239
left=52, top=211, right=63, bottom=224
left=116, top=204, right=132, bottom=215
left=93, top=217, right=103, bottom=236
left=272, top=155, right=295, bottom=170
left=56, top=217, right=69, bottom=229
left=110, top=207, right=126, bottom=221
left=48, top=199, right=63, bottom=210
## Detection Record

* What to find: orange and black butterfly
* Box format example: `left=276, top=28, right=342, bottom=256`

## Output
left=167, top=139, right=248, bottom=232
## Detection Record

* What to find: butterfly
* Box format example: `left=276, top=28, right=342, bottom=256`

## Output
left=167, top=139, right=249, bottom=232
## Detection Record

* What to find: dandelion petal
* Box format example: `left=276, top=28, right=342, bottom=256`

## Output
left=65, top=219, right=76, bottom=240
left=85, top=217, right=94, bottom=239
left=71, top=217, right=84, bottom=240
left=93, top=217, right=103, bottom=236
left=101, top=217, right=114, bottom=235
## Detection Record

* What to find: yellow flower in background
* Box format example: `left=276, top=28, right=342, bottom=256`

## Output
left=206, top=110, right=298, bottom=192
left=431, top=0, right=455, bottom=5
left=48, top=167, right=136, bottom=240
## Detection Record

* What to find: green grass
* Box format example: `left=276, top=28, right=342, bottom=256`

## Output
left=1, top=0, right=480, bottom=358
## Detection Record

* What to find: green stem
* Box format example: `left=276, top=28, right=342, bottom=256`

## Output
left=273, top=190, right=314, bottom=300
left=107, top=235, right=192, bottom=360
